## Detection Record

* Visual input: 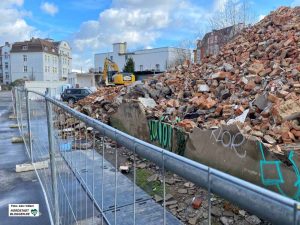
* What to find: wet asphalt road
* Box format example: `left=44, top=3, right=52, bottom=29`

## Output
left=0, top=91, right=51, bottom=225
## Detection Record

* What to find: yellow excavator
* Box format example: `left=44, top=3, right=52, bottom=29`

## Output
left=102, top=58, right=135, bottom=86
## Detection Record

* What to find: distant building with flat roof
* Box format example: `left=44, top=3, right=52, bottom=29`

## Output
left=94, top=42, right=191, bottom=73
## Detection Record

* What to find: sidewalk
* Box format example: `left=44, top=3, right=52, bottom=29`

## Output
left=0, top=91, right=51, bottom=225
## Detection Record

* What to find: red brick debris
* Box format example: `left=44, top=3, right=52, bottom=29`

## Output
left=76, top=6, right=300, bottom=154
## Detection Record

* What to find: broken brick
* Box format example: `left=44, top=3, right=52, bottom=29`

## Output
left=248, top=63, right=264, bottom=74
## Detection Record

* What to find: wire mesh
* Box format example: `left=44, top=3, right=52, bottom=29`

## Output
left=14, top=88, right=205, bottom=225
left=14, top=88, right=298, bottom=225
left=16, top=89, right=103, bottom=225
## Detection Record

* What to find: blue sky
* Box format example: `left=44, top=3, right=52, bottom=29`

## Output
left=0, top=0, right=299, bottom=71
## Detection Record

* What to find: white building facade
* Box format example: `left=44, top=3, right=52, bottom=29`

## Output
left=10, top=38, right=72, bottom=82
left=94, top=42, right=191, bottom=73
left=68, top=72, right=96, bottom=88
left=0, top=42, right=12, bottom=84
left=56, top=41, right=72, bottom=79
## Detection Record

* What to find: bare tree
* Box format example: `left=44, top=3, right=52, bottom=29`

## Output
left=169, top=29, right=207, bottom=68
left=209, top=0, right=256, bottom=30
left=172, top=39, right=194, bottom=67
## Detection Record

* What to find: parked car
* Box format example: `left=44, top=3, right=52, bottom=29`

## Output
left=61, top=88, right=92, bottom=104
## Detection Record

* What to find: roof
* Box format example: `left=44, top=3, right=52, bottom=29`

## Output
left=10, top=38, right=59, bottom=55
left=95, top=46, right=190, bottom=56
left=200, top=24, right=243, bottom=48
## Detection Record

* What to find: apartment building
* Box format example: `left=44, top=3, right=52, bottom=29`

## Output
left=194, top=24, right=244, bottom=63
left=0, top=42, right=11, bottom=84
left=10, top=38, right=72, bottom=82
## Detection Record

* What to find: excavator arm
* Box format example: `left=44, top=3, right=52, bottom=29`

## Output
left=102, top=57, right=135, bottom=85
left=102, top=58, right=120, bottom=85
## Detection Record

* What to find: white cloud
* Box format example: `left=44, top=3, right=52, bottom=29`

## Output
left=40, top=2, right=58, bottom=16
left=213, top=0, right=228, bottom=11
left=258, top=14, right=266, bottom=21
left=0, top=0, right=24, bottom=7
left=0, top=1, right=38, bottom=44
left=72, top=0, right=210, bottom=71
left=292, top=0, right=300, bottom=6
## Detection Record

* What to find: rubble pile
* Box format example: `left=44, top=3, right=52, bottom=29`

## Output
left=77, top=6, right=300, bottom=153
left=77, top=86, right=125, bottom=123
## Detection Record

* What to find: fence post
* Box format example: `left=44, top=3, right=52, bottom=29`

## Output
left=45, top=88, right=60, bottom=225
left=12, top=88, right=16, bottom=116
left=25, top=89, right=33, bottom=162
left=14, top=88, right=18, bottom=121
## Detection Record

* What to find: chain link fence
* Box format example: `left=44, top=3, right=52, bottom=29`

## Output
left=14, top=87, right=300, bottom=225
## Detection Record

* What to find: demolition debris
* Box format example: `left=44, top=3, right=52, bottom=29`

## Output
left=77, top=6, right=300, bottom=155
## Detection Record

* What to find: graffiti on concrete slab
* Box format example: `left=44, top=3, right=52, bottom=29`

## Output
left=210, top=128, right=246, bottom=158
left=259, top=142, right=300, bottom=200
left=148, top=119, right=173, bottom=150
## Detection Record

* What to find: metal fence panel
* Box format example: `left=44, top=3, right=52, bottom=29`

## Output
left=14, top=88, right=300, bottom=225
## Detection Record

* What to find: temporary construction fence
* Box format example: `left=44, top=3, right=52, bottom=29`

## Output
left=14, top=87, right=300, bottom=225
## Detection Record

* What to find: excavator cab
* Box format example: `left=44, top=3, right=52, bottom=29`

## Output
left=114, top=72, right=135, bottom=85
left=107, top=70, right=118, bottom=83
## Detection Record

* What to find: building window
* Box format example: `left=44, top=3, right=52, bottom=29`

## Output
left=24, top=66, right=27, bottom=72
left=45, top=55, right=51, bottom=62
left=23, top=55, right=27, bottom=62
left=110, top=56, right=113, bottom=61
left=22, top=46, right=28, bottom=50
left=5, top=72, right=9, bottom=79
left=140, top=65, right=143, bottom=71
left=5, top=62, right=8, bottom=69
left=4, top=52, right=8, bottom=59
left=155, top=64, right=160, bottom=71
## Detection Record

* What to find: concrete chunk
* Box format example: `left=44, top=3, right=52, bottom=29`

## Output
left=138, top=97, right=157, bottom=109
left=16, top=160, right=49, bottom=173
left=11, top=136, right=24, bottom=143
